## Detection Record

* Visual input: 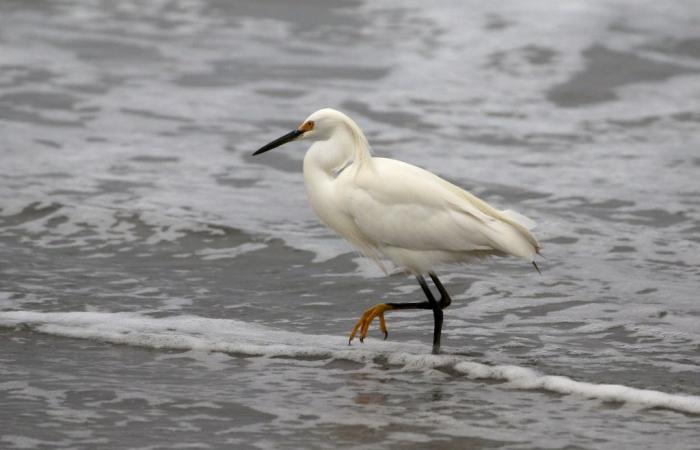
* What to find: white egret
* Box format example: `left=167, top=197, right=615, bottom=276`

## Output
left=253, top=108, right=540, bottom=354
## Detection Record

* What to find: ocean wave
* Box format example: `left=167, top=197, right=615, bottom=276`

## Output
left=1, top=310, right=698, bottom=415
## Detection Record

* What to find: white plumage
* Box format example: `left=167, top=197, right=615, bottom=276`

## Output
left=299, top=108, right=540, bottom=274
left=254, top=107, right=541, bottom=353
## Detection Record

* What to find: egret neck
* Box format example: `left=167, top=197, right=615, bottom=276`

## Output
left=301, top=116, right=376, bottom=261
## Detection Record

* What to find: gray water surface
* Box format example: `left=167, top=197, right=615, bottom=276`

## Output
left=1, top=0, right=700, bottom=448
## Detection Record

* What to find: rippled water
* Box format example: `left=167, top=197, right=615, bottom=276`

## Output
left=1, top=0, right=700, bottom=448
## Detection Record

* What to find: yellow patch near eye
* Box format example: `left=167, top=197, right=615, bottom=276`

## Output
left=299, top=120, right=315, bottom=132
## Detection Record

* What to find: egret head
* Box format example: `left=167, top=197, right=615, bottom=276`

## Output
left=253, top=108, right=353, bottom=155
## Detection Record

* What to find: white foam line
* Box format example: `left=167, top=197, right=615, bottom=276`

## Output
left=1, top=310, right=699, bottom=415
left=451, top=362, right=700, bottom=414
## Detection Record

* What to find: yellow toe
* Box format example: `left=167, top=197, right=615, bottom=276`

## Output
left=348, top=303, right=393, bottom=344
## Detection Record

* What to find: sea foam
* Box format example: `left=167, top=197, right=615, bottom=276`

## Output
left=1, top=310, right=699, bottom=415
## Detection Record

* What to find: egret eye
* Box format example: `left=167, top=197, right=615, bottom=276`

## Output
left=299, top=120, right=314, bottom=132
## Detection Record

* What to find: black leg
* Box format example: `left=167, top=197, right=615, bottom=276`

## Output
left=352, top=273, right=453, bottom=352
left=417, top=275, right=443, bottom=354
left=386, top=273, right=452, bottom=311
left=386, top=300, right=432, bottom=310
left=429, top=272, right=452, bottom=309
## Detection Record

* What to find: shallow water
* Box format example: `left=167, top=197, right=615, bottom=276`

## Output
left=1, top=0, right=700, bottom=448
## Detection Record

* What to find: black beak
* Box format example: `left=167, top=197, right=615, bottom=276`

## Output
left=253, top=129, right=303, bottom=156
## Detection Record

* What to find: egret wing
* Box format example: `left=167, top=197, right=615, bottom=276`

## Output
left=340, top=158, right=539, bottom=259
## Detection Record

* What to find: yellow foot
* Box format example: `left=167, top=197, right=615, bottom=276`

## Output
left=348, top=303, right=393, bottom=345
